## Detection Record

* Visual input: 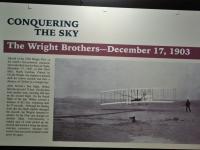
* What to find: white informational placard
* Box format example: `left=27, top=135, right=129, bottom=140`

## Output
left=0, top=2, right=200, bottom=149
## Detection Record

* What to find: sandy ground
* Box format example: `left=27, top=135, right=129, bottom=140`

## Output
left=53, top=98, right=200, bottom=144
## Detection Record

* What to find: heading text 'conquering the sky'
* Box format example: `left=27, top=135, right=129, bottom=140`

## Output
left=7, top=18, right=79, bottom=28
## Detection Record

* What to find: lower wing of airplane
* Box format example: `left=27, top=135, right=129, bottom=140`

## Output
left=100, top=100, right=174, bottom=105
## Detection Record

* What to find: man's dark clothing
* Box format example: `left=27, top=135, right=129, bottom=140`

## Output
left=186, top=99, right=191, bottom=112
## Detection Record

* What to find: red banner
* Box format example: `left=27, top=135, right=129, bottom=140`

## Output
left=4, top=40, right=200, bottom=59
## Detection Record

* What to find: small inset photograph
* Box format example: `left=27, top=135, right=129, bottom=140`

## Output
left=53, top=58, right=200, bottom=144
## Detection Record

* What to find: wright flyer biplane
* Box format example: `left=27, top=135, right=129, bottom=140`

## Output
left=100, top=88, right=176, bottom=105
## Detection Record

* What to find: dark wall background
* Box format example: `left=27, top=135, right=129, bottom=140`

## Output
left=1, top=0, right=200, bottom=10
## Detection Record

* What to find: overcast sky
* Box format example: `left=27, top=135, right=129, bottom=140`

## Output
left=54, top=58, right=200, bottom=100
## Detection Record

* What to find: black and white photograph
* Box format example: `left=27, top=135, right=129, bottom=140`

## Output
left=53, top=58, right=200, bottom=144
